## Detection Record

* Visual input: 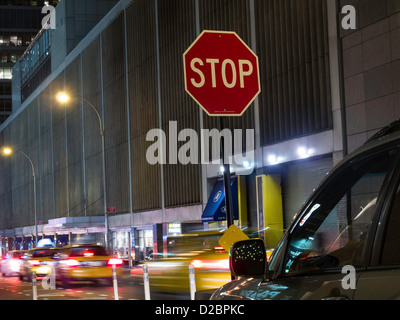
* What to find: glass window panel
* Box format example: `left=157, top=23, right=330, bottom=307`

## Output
left=283, top=148, right=399, bottom=275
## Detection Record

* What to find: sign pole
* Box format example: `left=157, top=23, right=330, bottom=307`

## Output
left=220, top=117, right=234, bottom=229
left=220, top=117, right=235, bottom=281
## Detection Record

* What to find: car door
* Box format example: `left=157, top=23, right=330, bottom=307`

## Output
left=354, top=164, right=400, bottom=300
left=256, top=146, right=400, bottom=300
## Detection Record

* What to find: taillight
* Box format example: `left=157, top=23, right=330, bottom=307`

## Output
left=191, top=259, right=230, bottom=270
left=65, top=259, right=81, bottom=267
left=214, top=246, right=227, bottom=254
left=83, top=252, right=94, bottom=257
left=29, top=259, right=40, bottom=266
left=108, top=258, right=123, bottom=266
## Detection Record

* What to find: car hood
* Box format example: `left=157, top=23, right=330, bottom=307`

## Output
left=211, top=278, right=263, bottom=300
left=212, top=272, right=356, bottom=300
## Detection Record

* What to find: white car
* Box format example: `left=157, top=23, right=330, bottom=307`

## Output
left=1, top=251, right=26, bottom=277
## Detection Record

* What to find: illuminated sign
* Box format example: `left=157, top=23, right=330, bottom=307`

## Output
left=168, top=223, right=181, bottom=235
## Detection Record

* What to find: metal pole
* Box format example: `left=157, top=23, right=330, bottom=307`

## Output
left=219, top=118, right=235, bottom=281
left=143, top=264, right=151, bottom=300
left=32, top=271, right=38, bottom=300
left=219, top=118, right=234, bottom=228
left=80, top=97, right=109, bottom=253
left=18, top=151, right=38, bottom=245
left=33, top=170, right=38, bottom=245
left=101, top=132, right=109, bottom=253
left=112, top=265, right=119, bottom=300
left=188, top=264, right=196, bottom=300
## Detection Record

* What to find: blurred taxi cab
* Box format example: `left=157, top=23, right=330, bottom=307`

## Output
left=131, top=231, right=231, bottom=293
left=55, top=244, right=122, bottom=287
left=130, top=230, right=271, bottom=293
left=19, top=247, right=60, bottom=281
left=0, top=250, right=26, bottom=277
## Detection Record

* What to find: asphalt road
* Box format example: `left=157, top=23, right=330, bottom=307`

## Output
left=0, top=269, right=191, bottom=301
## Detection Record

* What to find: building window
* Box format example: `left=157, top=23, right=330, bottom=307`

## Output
left=0, top=68, right=12, bottom=80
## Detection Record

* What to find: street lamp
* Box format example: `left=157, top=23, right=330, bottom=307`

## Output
left=1, top=147, right=38, bottom=245
left=56, top=92, right=110, bottom=252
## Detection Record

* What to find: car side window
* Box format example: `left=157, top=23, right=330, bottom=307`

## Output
left=283, top=149, right=399, bottom=275
left=380, top=185, right=400, bottom=265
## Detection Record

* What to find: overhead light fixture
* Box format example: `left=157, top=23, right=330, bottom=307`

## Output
left=267, top=154, right=284, bottom=165
left=297, top=147, right=315, bottom=159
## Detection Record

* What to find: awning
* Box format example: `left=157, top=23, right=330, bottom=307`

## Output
left=201, top=178, right=238, bottom=223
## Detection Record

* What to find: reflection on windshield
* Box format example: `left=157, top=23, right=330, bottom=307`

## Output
left=299, top=204, right=321, bottom=227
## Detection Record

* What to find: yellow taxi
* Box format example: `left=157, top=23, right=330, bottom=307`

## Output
left=130, top=231, right=274, bottom=293
left=19, top=247, right=60, bottom=282
left=55, top=244, right=122, bottom=287
left=130, top=231, right=228, bottom=293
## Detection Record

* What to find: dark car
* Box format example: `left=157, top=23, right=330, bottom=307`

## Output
left=211, top=120, right=400, bottom=300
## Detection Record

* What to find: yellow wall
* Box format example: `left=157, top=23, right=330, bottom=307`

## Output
left=257, top=174, right=284, bottom=249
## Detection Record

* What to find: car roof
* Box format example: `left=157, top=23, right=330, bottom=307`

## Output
left=365, top=119, right=400, bottom=144
left=62, top=244, right=105, bottom=249
left=338, top=120, right=400, bottom=168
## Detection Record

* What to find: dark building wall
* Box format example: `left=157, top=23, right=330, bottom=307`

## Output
left=0, top=0, right=335, bottom=230
left=158, top=0, right=201, bottom=208
left=102, top=13, right=131, bottom=214
left=126, top=0, right=161, bottom=212
left=81, top=37, right=104, bottom=218
left=340, top=0, right=400, bottom=153
left=255, top=0, right=332, bottom=146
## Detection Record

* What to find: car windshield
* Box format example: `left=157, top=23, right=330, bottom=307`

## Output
left=69, top=246, right=107, bottom=257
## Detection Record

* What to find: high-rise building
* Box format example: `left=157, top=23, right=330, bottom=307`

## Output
left=0, top=0, right=59, bottom=124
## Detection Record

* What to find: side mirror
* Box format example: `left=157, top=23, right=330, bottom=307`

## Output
left=230, top=239, right=267, bottom=278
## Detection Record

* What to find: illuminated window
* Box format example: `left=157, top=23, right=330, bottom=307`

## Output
left=0, top=68, right=12, bottom=80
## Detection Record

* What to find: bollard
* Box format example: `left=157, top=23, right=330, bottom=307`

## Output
left=112, top=265, right=119, bottom=300
left=143, top=264, right=151, bottom=300
left=188, top=264, right=196, bottom=300
left=32, top=271, right=38, bottom=300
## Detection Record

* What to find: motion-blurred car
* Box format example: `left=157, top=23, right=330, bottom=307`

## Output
left=130, top=231, right=273, bottom=293
left=55, top=244, right=122, bottom=287
left=19, top=247, right=60, bottom=281
left=1, top=250, right=26, bottom=277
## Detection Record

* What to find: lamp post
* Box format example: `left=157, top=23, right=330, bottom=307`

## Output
left=1, top=147, right=38, bottom=245
left=56, top=92, right=110, bottom=252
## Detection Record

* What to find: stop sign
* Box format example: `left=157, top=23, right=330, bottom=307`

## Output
left=184, top=30, right=260, bottom=116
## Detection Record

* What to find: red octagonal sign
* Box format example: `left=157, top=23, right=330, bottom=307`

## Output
left=184, top=30, right=260, bottom=116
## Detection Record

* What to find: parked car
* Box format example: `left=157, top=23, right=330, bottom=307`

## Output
left=211, top=120, right=400, bottom=300
left=0, top=250, right=26, bottom=277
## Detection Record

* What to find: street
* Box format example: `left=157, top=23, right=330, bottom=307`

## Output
left=0, top=269, right=190, bottom=301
